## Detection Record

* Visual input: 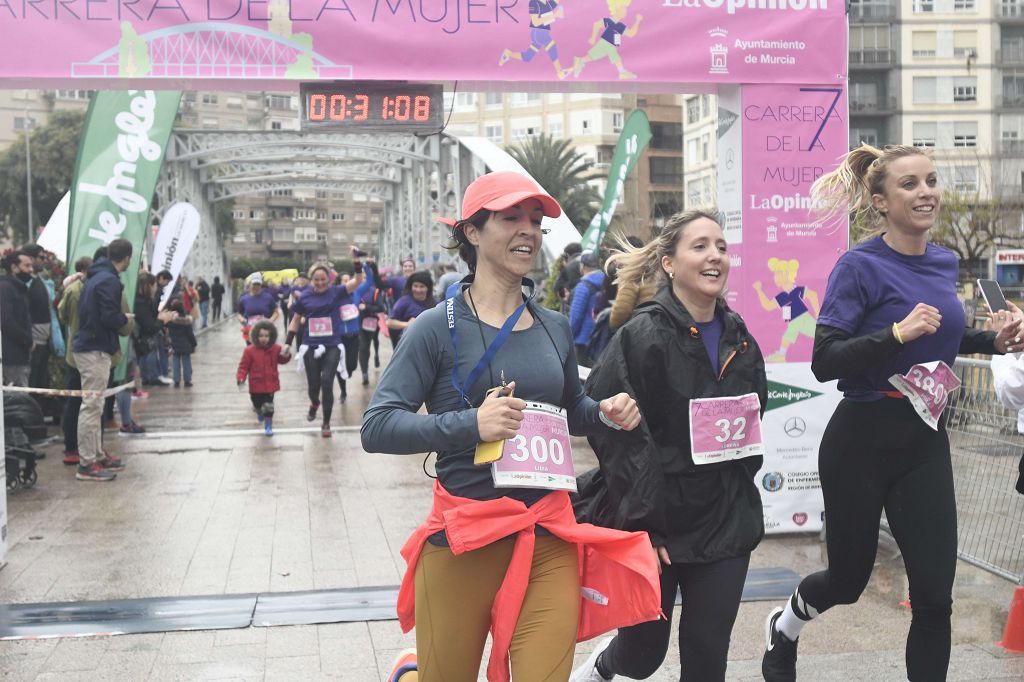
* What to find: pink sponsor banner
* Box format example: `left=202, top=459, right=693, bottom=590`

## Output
left=0, top=1, right=845, bottom=87
left=731, top=83, right=849, bottom=363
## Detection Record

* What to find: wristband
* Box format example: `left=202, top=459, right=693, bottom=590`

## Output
left=599, top=410, right=622, bottom=430
left=353, top=261, right=363, bottom=274
left=892, top=322, right=904, bottom=345
left=286, top=331, right=296, bottom=346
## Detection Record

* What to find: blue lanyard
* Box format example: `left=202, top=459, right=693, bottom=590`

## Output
left=447, top=291, right=529, bottom=408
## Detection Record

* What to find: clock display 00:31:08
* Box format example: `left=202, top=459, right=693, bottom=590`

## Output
left=307, top=93, right=434, bottom=123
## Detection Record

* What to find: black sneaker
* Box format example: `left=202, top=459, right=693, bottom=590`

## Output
left=762, top=607, right=798, bottom=682
left=76, top=462, right=117, bottom=481
left=307, top=403, right=319, bottom=422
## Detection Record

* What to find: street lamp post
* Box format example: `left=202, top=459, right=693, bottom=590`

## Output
left=24, top=113, right=33, bottom=244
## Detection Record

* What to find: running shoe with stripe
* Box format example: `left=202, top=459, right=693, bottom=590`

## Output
left=762, top=606, right=798, bottom=682
left=76, top=462, right=116, bottom=481
left=386, top=649, right=417, bottom=682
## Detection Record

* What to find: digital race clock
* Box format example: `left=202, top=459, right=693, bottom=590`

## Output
left=299, top=81, right=444, bottom=132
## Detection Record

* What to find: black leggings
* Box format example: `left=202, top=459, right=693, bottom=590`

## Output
left=250, top=392, right=275, bottom=417
left=601, top=553, right=750, bottom=681
left=799, top=398, right=956, bottom=681
left=358, top=328, right=380, bottom=375
left=304, top=346, right=341, bottom=422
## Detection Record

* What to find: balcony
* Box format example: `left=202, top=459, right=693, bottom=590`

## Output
left=1000, top=2, right=1024, bottom=21
left=849, top=49, right=895, bottom=68
left=998, top=45, right=1024, bottom=66
left=849, top=1, right=896, bottom=21
left=849, top=96, right=898, bottom=115
left=997, top=95, right=1024, bottom=109
left=1002, top=139, right=1024, bottom=154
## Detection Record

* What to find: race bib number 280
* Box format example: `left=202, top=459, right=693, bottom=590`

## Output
left=689, top=393, right=765, bottom=465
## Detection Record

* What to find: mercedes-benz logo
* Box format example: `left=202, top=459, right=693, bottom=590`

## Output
left=784, top=417, right=806, bottom=437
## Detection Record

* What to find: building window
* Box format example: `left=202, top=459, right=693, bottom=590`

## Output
left=485, top=125, right=503, bottom=143
left=273, top=228, right=291, bottom=241
left=849, top=127, right=879, bottom=149
left=954, top=0, right=975, bottom=10
left=485, top=92, right=503, bottom=107
left=332, top=232, right=347, bottom=243
left=253, top=230, right=263, bottom=244
left=650, top=157, right=683, bottom=185
left=267, top=95, right=292, bottom=110
left=701, top=133, right=710, bottom=161
left=953, top=166, right=978, bottom=192
left=912, top=0, right=934, bottom=12
left=701, top=95, right=710, bottom=118
left=271, top=121, right=283, bottom=130
left=316, top=210, right=327, bottom=221
left=912, top=31, right=936, bottom=58
left=913, top=122, right=937, bottom=148
left=953, top=121, right=978, bottom=147
left=202, top=93, right=218, bottom=105
left=12, top=117, right=36, bottom=130
left=650, top=122, right=682, bottom=151
left=56, top=90, right=91, bottom=100
left=953, top=78, right=977, bottom=102
left=913, top=77, right=937, bottom=104
left=249, top=209, right=264, bottom=220
left=548, top=117, right=564, bottom=137
left=686, top=138, right=699, bottom=161
left=331, top=212, right=345, bottom=221
left=612, top=112, right=624, bottom=133
left=295, top=227, right=318, bottom=242
left=1004, top=0, right=1024, bottom=19
left=686, top=98, right=700, bottom=124
left=294, top=208, right=316, bottom=220
left=686, top=180, right=701, bottom=206
left=232, top=209, right=246, bottom=220
left=954, top=31, right=977, bottom=58
left=580, top=119, right=592, bottom=133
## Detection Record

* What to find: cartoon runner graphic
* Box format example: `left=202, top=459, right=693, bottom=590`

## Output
left=753, top=257, right=820, bottom=363
left=499, top=0, right=571, bottom=79
left=573, top=0, right=643, bottom=80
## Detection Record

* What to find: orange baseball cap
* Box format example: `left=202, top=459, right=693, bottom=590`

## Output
left=438, top=171, right=561, bottom=226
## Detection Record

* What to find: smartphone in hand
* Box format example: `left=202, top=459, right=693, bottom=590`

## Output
left=978, top=279, right=1009, bottom=313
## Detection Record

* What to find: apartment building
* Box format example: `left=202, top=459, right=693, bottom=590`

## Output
left=446, top=92, right=684, bottom=236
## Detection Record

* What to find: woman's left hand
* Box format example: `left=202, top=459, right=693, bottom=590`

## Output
left=600, top=392, right=641, bottom=431
left=988, top=301, right=1024, bottom=353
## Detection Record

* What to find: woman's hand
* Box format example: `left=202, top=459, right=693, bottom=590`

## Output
left=599, top=392, right=641, bottom=431
left=654, top=545, right=671, bottom=574
left=988, top=300, right=1024, bottom=353
left=476, top=381, right=525, bottom=442
left=896, top=303, right=942, bottom=343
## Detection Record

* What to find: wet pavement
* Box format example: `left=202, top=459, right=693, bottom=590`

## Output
left=2, top=319, right=1024, bottom=680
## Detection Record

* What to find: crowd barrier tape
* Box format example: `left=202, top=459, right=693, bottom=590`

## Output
left=947, top=357, right=1024, bottom=583
left=0, top=382, right=134, bottom=400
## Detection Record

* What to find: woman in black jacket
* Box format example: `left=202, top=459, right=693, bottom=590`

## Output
left=134, top=273, right=164, bottom=386
left=571, top=210, right=767, bottom=682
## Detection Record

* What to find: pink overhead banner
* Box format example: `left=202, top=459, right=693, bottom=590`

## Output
left=0, top=0, right=845, bottom=86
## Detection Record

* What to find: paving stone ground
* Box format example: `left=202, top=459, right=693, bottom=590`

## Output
left=2, top=319, right=1023, bottom=680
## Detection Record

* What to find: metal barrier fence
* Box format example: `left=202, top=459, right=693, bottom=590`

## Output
left=947, top=357, right=1024, bottom=582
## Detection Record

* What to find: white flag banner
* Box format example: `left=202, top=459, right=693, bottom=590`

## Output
left=152, top=202, right=201, bottom=310
left=37, top=191, right=70, bottom=261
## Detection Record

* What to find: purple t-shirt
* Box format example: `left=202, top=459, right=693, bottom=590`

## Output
left=817, top=236, right=965, bottom=400
left=291, top=286, right=351, bottom=346
left=238, top=290, right=277, bottom=322
left=696, top=313, right=724, bottom=374
left=390, top=294, right=433, bottom=322
left=775, top=286, right=809, bottom=320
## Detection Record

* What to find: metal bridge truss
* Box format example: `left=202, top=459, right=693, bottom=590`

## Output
left=157, top=130, right=492, bottom=268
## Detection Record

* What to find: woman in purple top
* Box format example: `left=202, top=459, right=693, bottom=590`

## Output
left=286, top=260, right=364, bottom=438
left=236, top=274, right=279, bottom=345
left=386, top=270, right=436, bottom=349
left=761, top=145, right=1023, bottom=682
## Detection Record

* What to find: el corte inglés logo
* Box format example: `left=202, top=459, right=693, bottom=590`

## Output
left=765, top=380, right=822, bottom=411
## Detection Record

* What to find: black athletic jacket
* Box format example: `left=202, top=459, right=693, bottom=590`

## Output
left=576, top=286, right=767, bottom=563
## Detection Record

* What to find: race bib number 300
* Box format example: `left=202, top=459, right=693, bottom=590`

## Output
left=889, top=361, right=961, bottom=430
left=689, top=393, right=765, bottom=465
left=492, top=402, right=576, bottom=492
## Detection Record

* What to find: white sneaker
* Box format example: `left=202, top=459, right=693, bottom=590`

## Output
left=157, top=376, right=173, bottom=385
left=569, top=636, right=614, bottom=682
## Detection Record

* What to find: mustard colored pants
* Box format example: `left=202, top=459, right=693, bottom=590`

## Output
left=400, top=535, right=580, bottom=681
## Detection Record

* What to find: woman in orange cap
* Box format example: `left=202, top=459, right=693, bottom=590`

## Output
left=362, top=171, right=661, bottom=682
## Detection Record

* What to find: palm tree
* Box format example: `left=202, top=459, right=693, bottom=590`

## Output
left=506, top=134, right=600, bottom=232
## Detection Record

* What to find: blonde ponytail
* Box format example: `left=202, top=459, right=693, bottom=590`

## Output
left=811, top=143, right=931, bottom=239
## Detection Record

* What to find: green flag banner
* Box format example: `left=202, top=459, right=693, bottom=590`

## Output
left=67, top=90, right=181, bottom=375
left=580, top=110, right=653, bottom=252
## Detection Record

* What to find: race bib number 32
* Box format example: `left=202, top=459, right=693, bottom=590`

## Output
left=689, top=393, right=765, bottom=465
left=492, top=402, right=576, bottom=492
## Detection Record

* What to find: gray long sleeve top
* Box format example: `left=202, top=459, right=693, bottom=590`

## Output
left=362, top=290, right=606, bottom=506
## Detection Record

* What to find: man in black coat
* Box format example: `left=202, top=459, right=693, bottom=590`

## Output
left=0, top=250, right=35, bottom=386
left=21, top=244, right=54, bottom=389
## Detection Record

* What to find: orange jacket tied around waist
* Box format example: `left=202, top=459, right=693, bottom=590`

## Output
left=397, top=482, right=663, bottom=682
